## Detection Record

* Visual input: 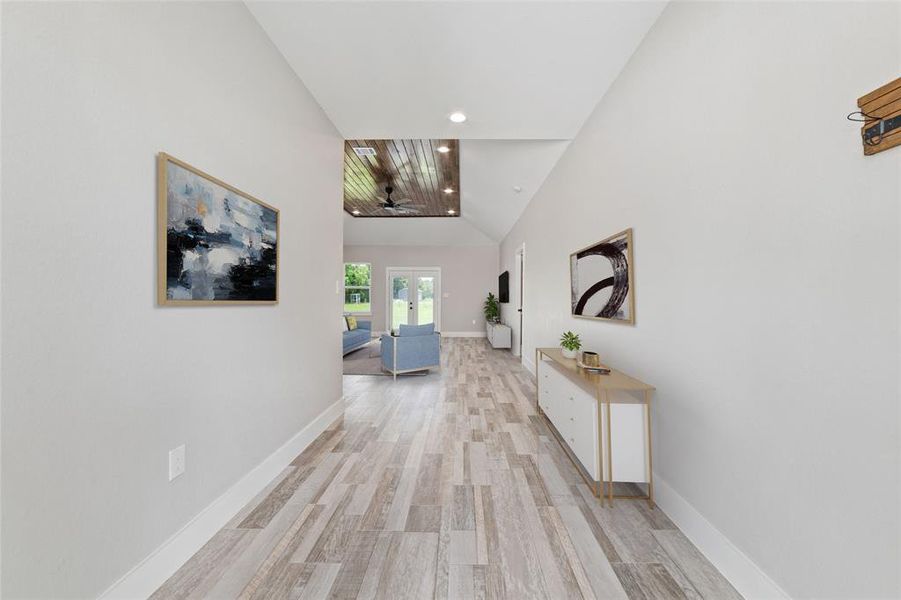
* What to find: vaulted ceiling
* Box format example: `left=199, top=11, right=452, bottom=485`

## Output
left=247, top=0, right=667, bottom=243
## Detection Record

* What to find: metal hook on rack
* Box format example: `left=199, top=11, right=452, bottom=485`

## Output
left=848, top=110, right=891, bottom=147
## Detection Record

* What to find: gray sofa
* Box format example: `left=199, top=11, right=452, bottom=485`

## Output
left=343, top=319, right=372, bottom=355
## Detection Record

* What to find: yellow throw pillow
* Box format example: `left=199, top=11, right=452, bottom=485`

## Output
left=345, top=316, right=358, bottom=330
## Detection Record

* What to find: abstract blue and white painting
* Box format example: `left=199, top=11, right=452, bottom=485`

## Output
left=160, top=155, right=278, bottom=303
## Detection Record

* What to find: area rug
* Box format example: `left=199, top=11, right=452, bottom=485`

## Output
left=342, top=342, right=383, bottom=375
left=342, top=341, right=428, bottom=376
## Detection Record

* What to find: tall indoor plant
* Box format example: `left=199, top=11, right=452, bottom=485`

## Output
left=483, top=292, right=500, bottom=324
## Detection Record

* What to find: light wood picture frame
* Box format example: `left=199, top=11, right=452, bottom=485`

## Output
left=569, top=228, right=635, bottom=324
left=157, top=152, right=279, bottom=306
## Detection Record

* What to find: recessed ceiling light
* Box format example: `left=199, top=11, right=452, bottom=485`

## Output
left=447, top=209, right=456, bottom=215
left=513, top=186, right=523, bottom=193
left=444, top=187, right=454, bottom=194
left=448, top=112, right=467, bottom=123
left=352, top=209, right=360, bottom=215
left=437, top=145, right=450, bottom=153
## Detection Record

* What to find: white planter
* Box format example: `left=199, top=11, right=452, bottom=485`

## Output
left=561, top=347, right=579, bottom=359
left=487, top=322, right=512, bottom=349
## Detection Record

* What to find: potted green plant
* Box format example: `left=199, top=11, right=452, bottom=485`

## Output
left=483, top=292, right=500, bottom=324
left=560, top=331, right=582, bottom=359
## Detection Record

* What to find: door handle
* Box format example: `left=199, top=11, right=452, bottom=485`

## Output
left=518, top=309, right=522, bottom=313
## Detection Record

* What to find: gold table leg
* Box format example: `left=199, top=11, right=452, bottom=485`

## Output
left=645, top=390, right=655, bottom=509
left=596, top=390, right=604, bottom=500
left=605, top=400, right=613, bottom=507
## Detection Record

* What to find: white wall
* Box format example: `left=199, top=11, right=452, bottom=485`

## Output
left=1, top=3, right=343, bottom=598
left=344, top=245, right=499, bottom=334
left=501, top=2, right=900, bottom=598
left=344, top=213, right=497, bottom=246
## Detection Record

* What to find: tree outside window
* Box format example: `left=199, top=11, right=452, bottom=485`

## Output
left=344, top=263, right=371, bottom=314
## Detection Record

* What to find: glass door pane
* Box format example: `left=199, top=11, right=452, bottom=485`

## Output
left=391, top=274, right=410, bottom=331
left=416, top=276, right=435, bottom=325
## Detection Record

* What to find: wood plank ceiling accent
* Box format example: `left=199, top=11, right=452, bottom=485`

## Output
left=344, top=139, right=460, bottom=218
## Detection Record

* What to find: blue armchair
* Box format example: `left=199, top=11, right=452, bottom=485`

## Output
left=380, top=323, right=441, bottom=379
left=342, top=319, right=372, bottom=355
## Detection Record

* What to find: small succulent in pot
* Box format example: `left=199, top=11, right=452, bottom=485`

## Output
left=560, top=331, right=582, bottom=359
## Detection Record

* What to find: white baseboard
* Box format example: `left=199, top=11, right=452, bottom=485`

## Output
left=98, top=396, right=345, bottom=600
left=521, top=354, right=536, bottom=375
left=442, top=331, right=487, bottom=338
left=653, top=476, right=790, bottom=600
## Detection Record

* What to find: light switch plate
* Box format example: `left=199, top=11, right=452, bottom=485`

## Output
left=169, top=444, right=186, bottom=481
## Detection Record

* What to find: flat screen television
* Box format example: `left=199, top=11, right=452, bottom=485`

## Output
left=498, top=271, right=510, bottom=303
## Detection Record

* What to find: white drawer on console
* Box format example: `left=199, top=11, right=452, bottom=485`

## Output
left=601, top=402, right=648, bottom=483
left=538, top=356, right=649, bottom=485
left=569, top=393, right=599, bottom=479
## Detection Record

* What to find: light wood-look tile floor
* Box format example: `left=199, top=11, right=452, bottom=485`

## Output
left=153, top=338, right=742, bottom=600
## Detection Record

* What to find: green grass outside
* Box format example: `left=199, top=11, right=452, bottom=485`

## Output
left=344, top=298, right=434, bottom=328
left=392, top=298, right=433, bottom=328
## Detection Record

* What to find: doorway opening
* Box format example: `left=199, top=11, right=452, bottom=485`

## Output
left=514, top=244, right=524, bottom=357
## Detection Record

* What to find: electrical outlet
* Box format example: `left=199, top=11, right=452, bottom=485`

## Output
left=169, top=444, right=186, bottom=481
left=472, top=319, right=476, bottom=325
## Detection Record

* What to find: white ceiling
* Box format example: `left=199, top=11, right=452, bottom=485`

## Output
left=460, top=139, right=571, bottom=240
left=247, top=0, right=666, bottom=243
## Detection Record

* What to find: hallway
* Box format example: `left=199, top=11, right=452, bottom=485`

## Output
left=152, top=339, right=738, bottom=599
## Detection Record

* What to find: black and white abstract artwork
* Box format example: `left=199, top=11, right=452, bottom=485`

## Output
left=159, top=154, right=278, bottom=304
left=570, top=228, right=634, bottom=324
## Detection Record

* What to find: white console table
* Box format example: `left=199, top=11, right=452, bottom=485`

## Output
left=535, top=347, right=655, bottom=506
left=486, top=322, right=512, bottom=349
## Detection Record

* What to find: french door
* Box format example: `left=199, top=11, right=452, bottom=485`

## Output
left=386, top=268, right=441, bottom=332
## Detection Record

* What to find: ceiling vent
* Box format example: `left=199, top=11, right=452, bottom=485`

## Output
left=352, top=146, right=377, bottom=157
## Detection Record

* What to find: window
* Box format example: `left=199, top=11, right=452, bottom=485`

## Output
left=343, top=262, right=371, bottom=314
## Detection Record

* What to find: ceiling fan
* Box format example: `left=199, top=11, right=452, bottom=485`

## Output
left=377, top=185, right=424, bottom=214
